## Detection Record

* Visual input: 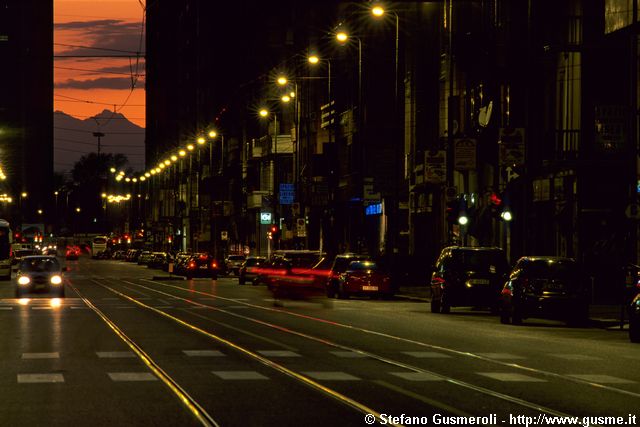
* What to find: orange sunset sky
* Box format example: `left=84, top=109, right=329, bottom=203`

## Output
left=54, top=0, right=146, bottom=128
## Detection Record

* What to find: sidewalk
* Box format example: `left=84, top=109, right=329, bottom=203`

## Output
left=396, top=286, right=628, bottom=329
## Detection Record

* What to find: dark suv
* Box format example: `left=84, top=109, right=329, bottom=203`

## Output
left=430, top=246, right=509, bottom=313
left=499, top=257, right=589, bottom=325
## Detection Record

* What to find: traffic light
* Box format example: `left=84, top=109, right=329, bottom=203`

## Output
left=271, top=225, right=281, bottom=241
left=489, top=191, right=512, bottom=221
left=446, top=198, right=468, bottom=225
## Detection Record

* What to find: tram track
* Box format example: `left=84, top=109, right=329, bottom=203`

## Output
left=83, top=276, right=605, bottom=422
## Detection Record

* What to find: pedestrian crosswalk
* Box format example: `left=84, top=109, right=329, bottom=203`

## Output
left=12, top=348, right=634, bottom=386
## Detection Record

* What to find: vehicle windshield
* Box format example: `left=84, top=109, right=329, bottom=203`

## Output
left=228, top=255, right=245, bottom=261
left=333, top=256, right=369, bottom=272
left=450, top=249, right=508, bottom=272
left=15, top=249, right=36, bottom=257
left=348, top=261, right=378, bottom=271
left=20, top=257, right=61, bottom=272
left=245, top=258, right=265, bottom=267
left=524, top=260, right=577, bottom=280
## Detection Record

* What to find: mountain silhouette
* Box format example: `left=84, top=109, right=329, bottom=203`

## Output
left=54, top=109, right=145, bottom=174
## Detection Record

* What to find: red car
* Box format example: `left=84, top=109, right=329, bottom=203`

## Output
left=330, top=259, right=393, bottom=299
left=65, top=246, right=80, bottom=260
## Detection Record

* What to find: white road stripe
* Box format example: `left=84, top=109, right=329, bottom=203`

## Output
left=0, top=307, right=13, bottom=310
left=550, top=354, right=602, bottom=361
left=568, top=374, right=635, bottom=384
left=476, top=353, right=526, bottom=360
left=32, top=307, right=53, bottom=310
left=390, top=372, right=444, bottom=381
left=303, top=372, right=360, bottom=381
left=478, top=372, right=546, bottom=382
left=108, top=372, right=157, bottom=382
left=22, top=352, right=60, bottom=359
left=96, top=351, right=136, bottom=358
left=18, top=373, right=64, bottom=383
left=211, top=371, right=268, bottom=380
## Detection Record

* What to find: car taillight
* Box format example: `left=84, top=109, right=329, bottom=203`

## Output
left=501, top=287, right=512, bottom=297
left=211, top=261, right=218, bottom=269
left=188, top=261, right=196, bottom=269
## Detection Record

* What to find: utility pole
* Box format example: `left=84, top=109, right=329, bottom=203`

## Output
left=93, top=132, right=105, bottom=155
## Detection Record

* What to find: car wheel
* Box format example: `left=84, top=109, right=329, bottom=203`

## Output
left=440, top=293, right=450, bottom=314
left=430, top=299, right=441, bottom=313
left=511, top=307, right=523, bottom=325
left=499, top=307, right=511, bottom=324
left=337, top=283, right=349, bottom=299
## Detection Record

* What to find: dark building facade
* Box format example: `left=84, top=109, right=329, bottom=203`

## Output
left=0, top=0, right=54, bottom=227
left=144, top=1, right=639, bottom=300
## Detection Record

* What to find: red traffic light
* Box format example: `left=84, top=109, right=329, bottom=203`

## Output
left=271, top=225, right=279, bottom=233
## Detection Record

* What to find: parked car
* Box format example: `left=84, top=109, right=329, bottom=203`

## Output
left=430, top=246, right=509, bottom=313
left=148, top=252, right=170, bottom=269
left=125, top=249, right=142, bottom=263
left=328, top=259, right=393, bottom=299
left=238, top=256, right=266, bottom=285
left=15, top=255, right=66, bottom=298
left=137, top=251, right=155, bottom=265
left=225, top=254, right=246, bottom=275
left=326, top=253, right=375, bottom=298
left=499, top=257, right=589, bottom=325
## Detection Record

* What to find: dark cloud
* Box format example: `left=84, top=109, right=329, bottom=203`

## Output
left=55, top=19, right=145, bottom=57
left=99, top=63, right=146, bottom=74
left=55, top=77, right=145, bottom=90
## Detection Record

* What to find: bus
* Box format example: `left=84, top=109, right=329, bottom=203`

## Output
left=0, top=219, right=13, bottom=279
left=91, top=235, right=109, bottom=259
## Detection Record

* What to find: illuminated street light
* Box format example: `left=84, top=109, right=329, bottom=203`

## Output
left=259, top=109, right=269, bottom=117
left=281, top=94, right=291, bottom=103
left=179, top=150, right=186, bottom=157
left=170, top=155, right=178, bottom=162
left=336, top=31, right=348, bottom=43
left=163, top=159, right=171, bottom=165
left=37, top=209, right=43, bottom=215
left=21, top=192, right=27, bottom=198
left=372, top=5, right=385, bottom=17
left=75, top=207, right=81, bottom=213
left=110, top=167, right=116, bottom=173
left=208, top=130, right=217, bottom=138
left=187, top=144, right=195, bottom=151
left=197, top=137, right=206, bottom=145
left=277, top=76, right=287, bottom=86
left=308, top=55, right=319, bottom=64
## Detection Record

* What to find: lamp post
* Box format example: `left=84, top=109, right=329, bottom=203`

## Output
left=372, top=4, right=402, bottom=255
left=336, top=29, right=364, bottom=252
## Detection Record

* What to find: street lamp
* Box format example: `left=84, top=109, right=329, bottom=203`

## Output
left=371, top=3, right=401, bottom=254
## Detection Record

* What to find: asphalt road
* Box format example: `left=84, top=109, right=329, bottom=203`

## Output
left=1, top=255, right=639, bottom=427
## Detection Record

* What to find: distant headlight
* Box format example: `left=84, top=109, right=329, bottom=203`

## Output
left=18, top=276, right=30, bottom=285
left=50, top=275, right=62, bottom=285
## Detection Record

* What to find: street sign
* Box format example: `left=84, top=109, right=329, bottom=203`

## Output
left=425, top=150, right=446, bottom=183
left=454, top=138, right=477, bottom=171
left=499, top=128, right=525, bottom=166
left=279, top=183, right=295, bottom=205
left=296, top=218, right=307, bottom=237
left=221, top=231, right=228, bottom=240
left=260, top=212, right=272, bottom=224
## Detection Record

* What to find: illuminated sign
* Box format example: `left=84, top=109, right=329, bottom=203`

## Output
left=365, top=203, right=382, bottom=216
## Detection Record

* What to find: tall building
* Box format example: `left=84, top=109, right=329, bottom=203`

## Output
left=0, top=0, right=54, bottom=226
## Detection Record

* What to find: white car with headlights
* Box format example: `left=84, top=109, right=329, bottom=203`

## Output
left=16, top=256, right=65, bottom=298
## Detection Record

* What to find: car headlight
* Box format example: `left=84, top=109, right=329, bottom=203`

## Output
left=50, top=275, right=62, bottom=285
left=18, top=276, right=30, bottom=285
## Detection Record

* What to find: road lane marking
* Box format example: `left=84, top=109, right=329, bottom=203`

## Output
left=211, top=371, right=268, bottom=380
left=22, top=352, right=60, bottom=359
left=108, top=372, right=158, bottom=382
left=567, top=374, right=635, bottom=384
left=183, top=350, right=225, bottom=357
left=0, top=307, right=13, bottom=310
left=389, top=372, right=444, bottom=381
left=97, top=351, right=136, bottom=358
left=331, top=351, right=369, bottom=358
left=476, top=353, right=526, bottom=360
left=549, top=354, right=602, bottom=361
left=478, top=373, right=547, bottom=382
left=18, top=373, right=64, bottom=383
left=303, top=372, right=360, bottom=381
